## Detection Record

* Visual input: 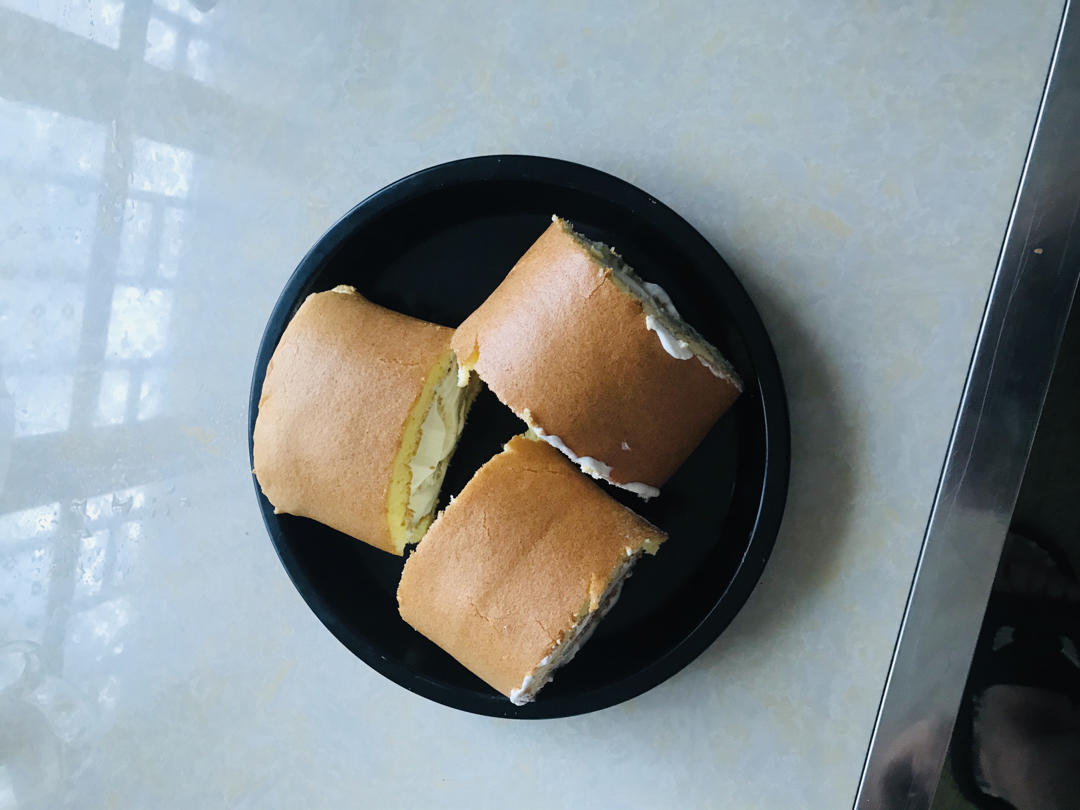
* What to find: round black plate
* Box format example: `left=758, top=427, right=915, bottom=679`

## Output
left=248, top=155, right=789, bottom=718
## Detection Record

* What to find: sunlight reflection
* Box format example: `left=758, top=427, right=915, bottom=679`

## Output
left=0, top=503, right=60, bottom=544
left=5, top=0, right=124, bottom=49
left=137, top=366, right=167, bottom=421
left=0, top=482, right=148, bottom=654
left=158, top=207, right=185, bottom=278
left=184, top=37, right=214, bottom=84
left=67, top=596, right=131, bottom=651
left=111, top=520, right=142, bottom=584
left=76, top=529, right=109, bottom=600
left=144, top=15, right=178, bottom=70
left=0, top=544, right=54, bottom=644
left=97, top=674, right=119, bottom=710
left=0, top=96, right=100, bottom=451
left=156, top=0, right=205, bottom=24
left=0, top=281, right=84, bottom=365
left=2, top=184, right=99, bottom=279
left=0, top=0, right=214, bottom=791
left=9, top=374, right=73, bottom=438
left=105, top=286, right=172, bottom=360
left=116, top=198, right=154, bottom=278
left=145, top=0, right=216, bottom=85
left=131, top=138, right=193, bottom=198
left=117, top=199, right=187, bottom=280
left=0, top=97, right=105, bottom=178
left=94, top=369, right=130, bottom=426
left=82, top=488, right=145, bottom=523
left=0, top=99, right=103, bottom=282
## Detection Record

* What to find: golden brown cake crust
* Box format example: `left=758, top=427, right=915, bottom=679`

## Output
left=252, top=287, right=452, bottom=554
left=396, top=436, right=666, bottom=698
left=450, top=221, right=741, bottom=490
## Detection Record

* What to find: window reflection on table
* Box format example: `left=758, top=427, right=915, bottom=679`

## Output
left=0, top=0, right=224, bottom=804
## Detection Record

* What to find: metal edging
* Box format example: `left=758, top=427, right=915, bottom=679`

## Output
left=855, top=2, right=1080, bottom=807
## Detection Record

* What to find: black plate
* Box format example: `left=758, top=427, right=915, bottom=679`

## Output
left=248, top=156, right=789, bottom=718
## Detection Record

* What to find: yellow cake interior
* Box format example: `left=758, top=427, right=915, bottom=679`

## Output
left=387, top=352, right=477, bottom=552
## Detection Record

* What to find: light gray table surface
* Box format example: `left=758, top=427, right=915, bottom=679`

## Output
left=0, top=1, right=1064, bottom=808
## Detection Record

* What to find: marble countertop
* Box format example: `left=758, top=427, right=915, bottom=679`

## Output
left=0, top=1, right=1064, bottom=807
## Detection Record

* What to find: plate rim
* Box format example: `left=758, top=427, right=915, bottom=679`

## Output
left=248, top=154, right=790, bottom=718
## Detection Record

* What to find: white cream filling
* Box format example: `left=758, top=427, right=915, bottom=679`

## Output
left=523, top=411, right=660, bottom=500
left=509, top=679, right=531, bottom=704
left=407, top=368, right=469, bottom=531
left=554, top=216, right=742, bottom=388
left=642, top=282, right=695, bottom=360
left=616, top=273, right=733, bottom=380
left=508, top=555, right=640, bottom=705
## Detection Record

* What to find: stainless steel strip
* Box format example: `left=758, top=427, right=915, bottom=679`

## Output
left=855, top=2, right=1080, bottom=807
